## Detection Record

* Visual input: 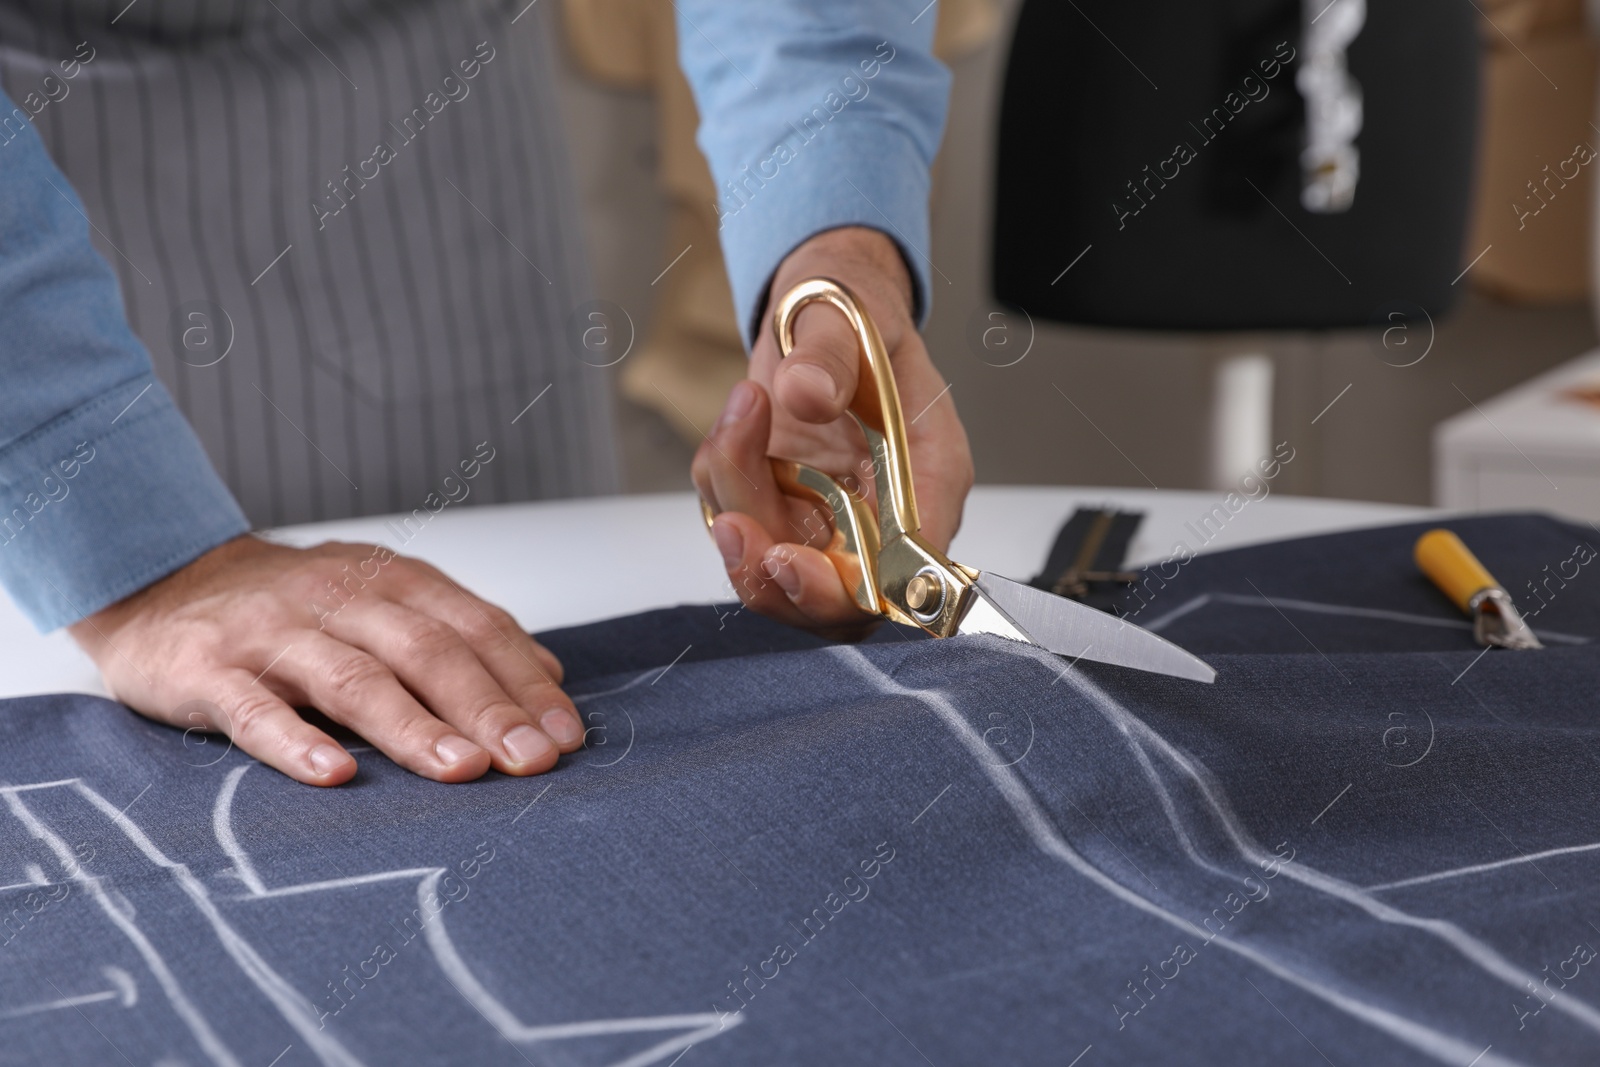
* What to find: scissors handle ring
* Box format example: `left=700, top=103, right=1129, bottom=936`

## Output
left=772, top=278, right=920, bottom=543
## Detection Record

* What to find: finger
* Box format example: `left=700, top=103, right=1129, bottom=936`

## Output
left=391, top=560, right=565, bottom=685
left=388, top=580, right=584, bottom=756
left=772, top=299, right=861, bottom=425
left=698, top=381, right=794, bottom=537
left=697, top=379, right=864, bottom=566
left=692, top=380, right=764, bottom=512
left=273, top=633, right=493, bottom=783
left=712, top=511, right=873, bottom=636
left=759, top=541, right=873, bottom=630
left=711, top=512, right=807, bottom=627
left=322, top=601, right=564, bottom=775
left=202, top=672, right=358, bottom=787
left=885, top=336, right=971, bottom=549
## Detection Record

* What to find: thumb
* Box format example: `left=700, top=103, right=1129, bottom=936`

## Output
left=771, top=300, right=862, bottom=425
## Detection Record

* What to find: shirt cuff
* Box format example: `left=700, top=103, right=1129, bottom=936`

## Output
left=0, top=375, right=249, bottom=631
left=714, top=122, right=935, bottom=346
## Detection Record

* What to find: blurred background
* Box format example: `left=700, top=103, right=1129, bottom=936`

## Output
left=556, top=0, right=1600, bottom=515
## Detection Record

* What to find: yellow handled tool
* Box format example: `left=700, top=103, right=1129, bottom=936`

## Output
left=1414, top=529, right=1542, bottom=650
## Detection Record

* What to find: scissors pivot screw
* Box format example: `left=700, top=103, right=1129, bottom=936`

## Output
left=905, top=568, right=947, bottom=621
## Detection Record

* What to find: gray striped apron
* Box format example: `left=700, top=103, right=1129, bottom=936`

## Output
left=0, top=0, right=619, bottom=528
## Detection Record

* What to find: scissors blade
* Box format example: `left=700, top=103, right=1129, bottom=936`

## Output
left=960, top=572, right=1217, bottom=683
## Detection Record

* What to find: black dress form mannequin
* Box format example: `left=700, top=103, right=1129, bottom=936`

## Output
left=992, top=0, right=1479, bottom=484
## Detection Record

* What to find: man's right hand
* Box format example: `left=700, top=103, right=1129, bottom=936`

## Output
left=67, top=534, right=586, bottom=786
left=691, top=227, right=974, bottom=639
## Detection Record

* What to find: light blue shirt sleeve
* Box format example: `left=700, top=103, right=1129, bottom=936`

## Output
left=0, top=88, right=248, bottom=632
left=675, top=0, right=951, bottom=345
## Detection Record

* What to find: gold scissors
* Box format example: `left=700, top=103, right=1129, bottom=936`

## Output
left=702, top=277, right=1216, bottom=683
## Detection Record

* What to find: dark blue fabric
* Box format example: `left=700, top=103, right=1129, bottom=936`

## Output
left=3, top=513, right=1599, bottom=1066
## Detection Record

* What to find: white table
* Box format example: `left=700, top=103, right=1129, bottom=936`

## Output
left=0, top=487, right=1428, bottom=699
left=1435, top=346, right=1600, bottom=521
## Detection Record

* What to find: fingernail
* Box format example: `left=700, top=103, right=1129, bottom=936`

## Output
left=712, top=520, right=743, bottom=570
left=435, top=735, right=482, bottom=766
left=769, top=553, right=801, bottom=598
left=308, top=744, right=349, bottom=776
left=787, top=363, right=838, bottom=404
left=720, top=381, right=758, bottom=428
left=729, top=379, right=758, bottom=422
left=540, top=709, right=584, bottom=747
left=502, top=724, right=554, bottom=764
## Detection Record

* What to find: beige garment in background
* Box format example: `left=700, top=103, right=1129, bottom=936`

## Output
left=561, top=0, right=1001, bottom=441
left=1466, top=0, right=1597, bottom=304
